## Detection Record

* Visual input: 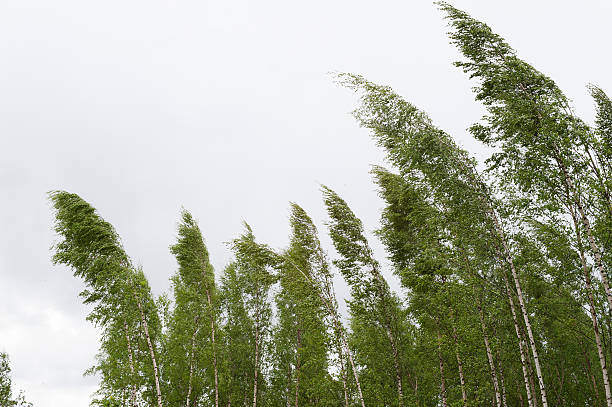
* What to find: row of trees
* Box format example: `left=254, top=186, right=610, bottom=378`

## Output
left=48, top=3, right=612, bottom=406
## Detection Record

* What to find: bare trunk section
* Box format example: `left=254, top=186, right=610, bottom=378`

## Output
left=336, top=338, right=348, bottom=407
left=582, top=340, right=602, bottom=406
left=494, top=330, right=508, bottom=407
left=339, top=346, right=350, bottom=407
left=478, top=301, right=502, bottom=407
left=124, top=321, right=138, bottom=407
left=450, top=315, right=467, bottom=406
left=524, top=333, right=538, bottom=407
left=205, top=288, right=220, bottom=407
left=186, top=320, right=199, bottom=407
left=436, top=326, right=448, bottom=407
left=339, top=325, right=365, bottom=407
left=384, top=326, right=405, bottom=407
left=252, top=308, right=260, bottom=407
left=500, top=266, right=536, bottom=407
left=135, top=299, right=163, bottom=407
left=294, top=328, right=302, bottom=407
left=499, top=362, right=508, bottom=407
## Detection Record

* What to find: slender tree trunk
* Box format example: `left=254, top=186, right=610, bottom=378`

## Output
left=582, top=340, right=602, bottom=406
left=340, top=330, right=365, bottom=407
left=494, top=333, right=508, bottom=407
left=136, top=299, right=163, bottom=407
left=501, top=269, right=536, bottom=407
left=294, top=328, right=302, bottom=407
left=525, top=336, right=539, bottom=407
left=499, top=363, right=508, bottom=407
left=450, top=314, right=467, bottom=406
left=435, top=322, right=448, bottom=407
left=124, top=321, right=138, bottom=407
left=553, top=364, right=565, bottom=406
left=517, top=379, right=525, bottom=407
left=253, top=308, right=260, bottom=407
left=186, top=321, right=199, bottom=407
left=338, top=339, right=350, bottom=407
left=570, top=205, right=612, bottom=407
left=286, top=361, right=293, bottom=407
left=478, top=301, right=502, bottom=407
left=205, top=288, right=220, bottom=407
left=385, top=325, right=405, bottom=407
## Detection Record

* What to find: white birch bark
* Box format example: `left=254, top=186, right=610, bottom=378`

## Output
left=124, top=321, right=138, bottom=407
left=252, top=305, right=260, bottom=407
left=136, top=299, right=163, bottom=407
left=436, top=326, right=448, bottom=407
left=185, top=321, right=199, bottom=407
left=478, top=301, right=502, bottom=407
left=205, top=288, right=220, bottom=407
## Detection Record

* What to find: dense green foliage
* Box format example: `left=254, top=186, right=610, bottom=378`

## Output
left=44, top=3, right=612, bottom=407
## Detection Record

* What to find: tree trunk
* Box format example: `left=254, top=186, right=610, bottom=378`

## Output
left=136, top=299, right=163, bottom=407
left=124, top=321, right=138, bottom=407
left=582, top=340, right=602, bottom=406
left=205, top=288, right=220, bottom=407
left=494, top=331, right=508, bottom=407
left=436, top=324, right=448, bottom=407
left=501, top=268, right=536, bottom=407
left=385, top=325, right=405, bottom=407
left=517, top=379, right=525, bottom=407
left=478, top=301, right=502, bottom=407
left=253, top=309, right=260, bottom=407
left=294, top=328, right=302, bottom=407
left=338, top=339, right=350, bottom=407
left=186, top=321, right=199, bottom=407
left=450, top=313, right=467, bottom=406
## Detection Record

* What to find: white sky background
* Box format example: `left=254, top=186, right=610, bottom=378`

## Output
left=0, top=0, right=610, bottom=405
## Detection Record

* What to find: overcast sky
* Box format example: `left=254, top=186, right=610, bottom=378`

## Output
left=1, top=0, right=610, bottom=405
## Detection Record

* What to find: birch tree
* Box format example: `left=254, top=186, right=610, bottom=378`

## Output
left=164, top=210, right=219, bottom=407
left=322, top=186, right=413, bottom=407
left=49, top=191, right=163, bottom=407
